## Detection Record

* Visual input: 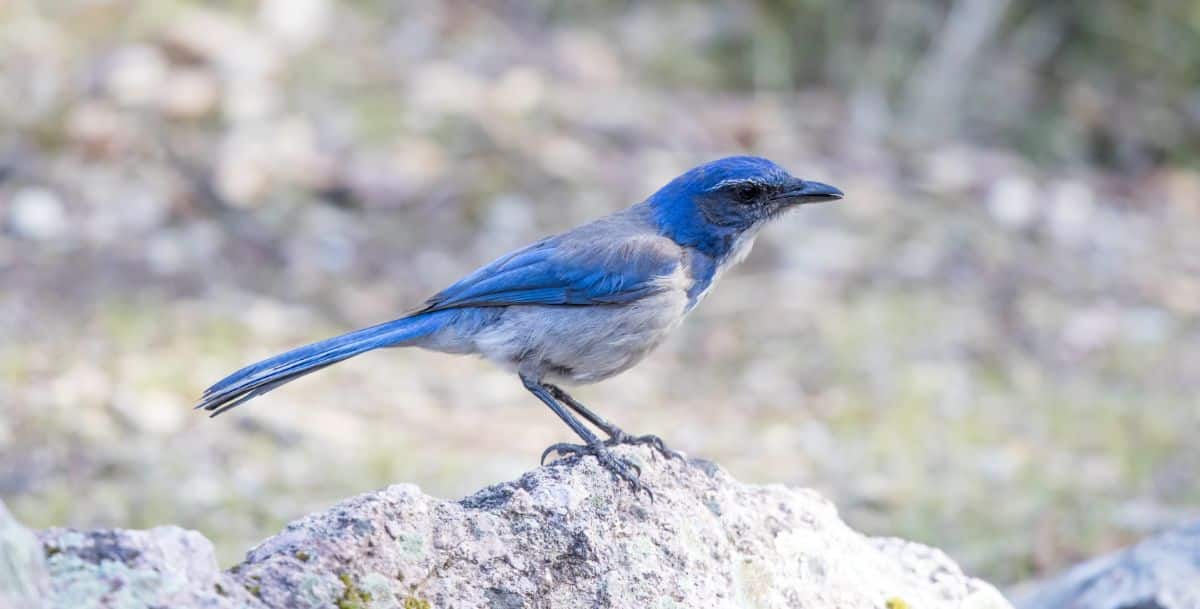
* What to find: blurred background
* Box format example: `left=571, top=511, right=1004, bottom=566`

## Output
left=2, top=0, right=1199, bottom=589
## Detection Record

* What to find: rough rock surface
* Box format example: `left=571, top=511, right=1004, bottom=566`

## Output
left=33, top=525, right=259, bottom=609
left=4, top=446, right=1012, bottom=609
left=1012, top=521, right=1200, bottom=609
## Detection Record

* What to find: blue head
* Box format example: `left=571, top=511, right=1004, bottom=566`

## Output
left=645, top=156, right=842, bottom=260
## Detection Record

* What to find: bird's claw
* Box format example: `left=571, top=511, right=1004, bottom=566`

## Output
left=539, top=441, right=651, bottom=499
left=606, top=432, right=684, bottom=462
left=540, top=442, right=586, bottom=466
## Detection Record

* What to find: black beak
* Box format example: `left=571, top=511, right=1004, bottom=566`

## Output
left=771, top=179, right=844, bottom=204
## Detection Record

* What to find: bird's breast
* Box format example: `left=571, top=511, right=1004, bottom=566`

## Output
left=470, top=289, right=689, bottom=385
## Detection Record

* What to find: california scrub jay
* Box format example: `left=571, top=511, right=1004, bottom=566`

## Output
left=197, top=156, right=842, bottom=493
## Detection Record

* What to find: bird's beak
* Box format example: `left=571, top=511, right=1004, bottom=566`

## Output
left=771, top=179, right=844, bottom=205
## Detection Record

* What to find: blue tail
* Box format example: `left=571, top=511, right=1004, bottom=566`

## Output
left=197, top=312, right=445, bottom=417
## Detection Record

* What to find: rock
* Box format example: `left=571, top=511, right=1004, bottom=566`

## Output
left=489, top=66, right=546, bottom=116
left=65, top=102, right=131, bottom=155
left=1047, top=180, right=1096, bottom=246
left=34, top=527, right=260, bottom=609
left=104, top=45, right=169, bottom=108
left=1012, top=522, right=1200, bottom=609
left=0, top=503, right=49, bottom=609
left=6, top=186, right=67, bottom=240
left=409, top=62, right=486, bottom=116
left=987, top=175, right=1038, bottom=230
left=215, top=126, right=273, bottom=205
left=3, top=446, right=1012, bottom=608
left=258, top=0, right=331, bottom=50
left=162, top=68, right=220, bottom=119
left=164, top=8, right=281, bottom=80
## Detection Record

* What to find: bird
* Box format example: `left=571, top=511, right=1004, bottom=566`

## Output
left=196, top=156, right=842, bottom=494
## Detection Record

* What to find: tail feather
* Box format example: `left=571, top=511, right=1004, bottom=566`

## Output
left=197, top=312, right=443, bottom=416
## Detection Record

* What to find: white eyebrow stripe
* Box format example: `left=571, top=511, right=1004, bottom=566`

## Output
left=706, top=178, right=762, bottom=192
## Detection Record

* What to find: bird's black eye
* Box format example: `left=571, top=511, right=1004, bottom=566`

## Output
left=733, top=182, right=762, bottom=203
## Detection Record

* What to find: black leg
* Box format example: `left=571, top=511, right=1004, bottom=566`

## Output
left=521, top=375, right=602, bottom=446
left=545, top=384, right=683, bottom=461
left=520, top=374, right=649, bottom=496
left=544, top=384, right=628, bottom=439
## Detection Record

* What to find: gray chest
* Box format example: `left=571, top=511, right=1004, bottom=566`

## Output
left=474, top=289, right=690, bottom=384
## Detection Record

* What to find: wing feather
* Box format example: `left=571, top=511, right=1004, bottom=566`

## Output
left=418, top=232, right=681, bottom=312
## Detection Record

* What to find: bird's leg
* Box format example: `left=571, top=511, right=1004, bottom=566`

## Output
left=545, top=384, right=683, bottom=461
left=520, top=374, right=649, bottom=497
left=544, top=384, right=629, bottom=440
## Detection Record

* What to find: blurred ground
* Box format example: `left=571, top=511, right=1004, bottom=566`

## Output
left=2, top=1, right=1199, bottom=586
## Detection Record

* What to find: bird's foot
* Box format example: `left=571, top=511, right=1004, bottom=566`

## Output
left=606, top=431, right=684, bottom=462
left=540, top=441, right=589, bottom=465
left=540, top=441, right=651, bottom=498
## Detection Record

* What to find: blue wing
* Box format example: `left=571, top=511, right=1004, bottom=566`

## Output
left=418, top=232, right=682, bottom=312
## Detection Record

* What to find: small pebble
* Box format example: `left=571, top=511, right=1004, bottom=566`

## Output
left=7, top=186, right=67, bottom=240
